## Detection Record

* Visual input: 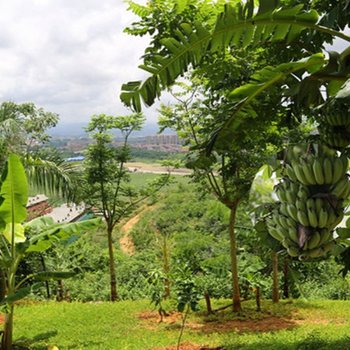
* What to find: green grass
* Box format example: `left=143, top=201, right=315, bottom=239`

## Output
left=10, top=299, right=350, bottom=350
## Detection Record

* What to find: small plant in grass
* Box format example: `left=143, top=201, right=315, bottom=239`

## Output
left=174, top=264, right=201, bottom=350
left=148, top=268, right=169, bottom=322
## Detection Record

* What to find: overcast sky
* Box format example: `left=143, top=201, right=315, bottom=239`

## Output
left=0, top=0, right=162, bottom=125
left=0, top=1, right=349, bottom=126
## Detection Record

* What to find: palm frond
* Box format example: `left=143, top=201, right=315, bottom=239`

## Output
left=121, top=2, right=350, bottom=111
left=24, top=156, right=76, bottom=201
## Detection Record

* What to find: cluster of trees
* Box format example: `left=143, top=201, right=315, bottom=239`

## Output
left=121, top=0, right=350, bottom=312
left=0, top=105, right=170, bottom=349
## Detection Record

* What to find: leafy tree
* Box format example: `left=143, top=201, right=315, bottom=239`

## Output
left=82, top=113, right=170, bottom=301
left=157, top=81, right=281, bottom=311
left=121, top=0, right=350, bottom=305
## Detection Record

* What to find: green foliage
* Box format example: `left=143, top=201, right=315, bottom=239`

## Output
left=121, top=1, right=350, bottom=111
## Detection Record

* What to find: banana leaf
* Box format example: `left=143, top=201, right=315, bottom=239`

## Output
left=0, top=154, right=28, bottom=243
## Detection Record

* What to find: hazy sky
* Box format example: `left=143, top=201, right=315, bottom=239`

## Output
left=0, top=0, right=161, bottom=125
left=0, top=1, right=348, bottom=126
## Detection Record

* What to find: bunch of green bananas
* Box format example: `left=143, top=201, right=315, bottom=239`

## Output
left=317, top=94, right=350, bottom=149
left=267, top=143, right=349, bottom=260
left=267, top=209, right=335, bottom=259
left=284, top=145, right=349, bottom=190
left=319, top=125, right=350, bottom=149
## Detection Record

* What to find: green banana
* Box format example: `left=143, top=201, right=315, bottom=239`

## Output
left=323, top=158, right=333, bottom=184
left=301, top=160, right=317, bottom=185
left=333, top=157, right=344, bottom=183
left=307, top=208, right=318, bottom=228
left=285, top=189, right=297, bottom=204
left=307, top=232, right=321, bottom=249
left=317, top=208, right=328, bottom=228
left=276, top=187, right=287, bottom=202
left=331, top=176, right=348, bottom=198
left=278, top=216, right=290, bottom=231
left=268, top=226, right=284, bottom=241
left=280, top=203, right=289, bottom=217
left=288, top=227, right=299, bottom=244
left=314, top=198, right=323, bottom=214
left=297, top=209, right=310, bottom=227
left=286, top=204, right=298, bottom=222
left=312, top=158, right=325, bottom=184
left=296, top=199, right=307, bottom=213
left=291, top=161, right=309, bottom=185
left=285, top=164, right=298, bottom=181
left=287, top=246, right=299, bottom=257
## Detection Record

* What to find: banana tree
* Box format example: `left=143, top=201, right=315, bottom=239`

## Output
left=0, top=154, right=100, bottom=350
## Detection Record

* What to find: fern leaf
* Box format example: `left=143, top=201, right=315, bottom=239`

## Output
left=126, top=0, right=152, bottom=18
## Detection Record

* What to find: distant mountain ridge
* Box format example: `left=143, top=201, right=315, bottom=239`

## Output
left=48, top=121, right=174, bottom=137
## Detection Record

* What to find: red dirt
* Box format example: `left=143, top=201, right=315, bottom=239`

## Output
left=139, top=311, right=295, bottom=334
left=153, top=342, right=224, bottom=350
left=119, top=204, right=155, bottom=255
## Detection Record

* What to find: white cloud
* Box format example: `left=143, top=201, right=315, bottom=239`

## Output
left=0, top=0, right=161, bottom=125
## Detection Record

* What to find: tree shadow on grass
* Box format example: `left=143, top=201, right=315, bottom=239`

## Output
left=14, top=331, right=57, bottom=349
left=14, top=331, right=102, bottom=350
left=223, top=334, right=350, bottom=350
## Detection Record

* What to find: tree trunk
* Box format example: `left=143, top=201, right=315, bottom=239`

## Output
left=283, top=258, right=289, bottom=299
left=0, top=270, right=6, bottom=301
left=204, top=291, right=212, bottom=314
left=229, top=205, right=241, bottom=312
left=272, top=252, right=279, bottom=303
left=107, top=226, right=118, bottom=301
left=39, top=254, right=51, bottom=299
left=255, top=287, right=261, bottom=312
left=56, top=280, right=64, bottom=302
left=1, top=304, right=14, bottom=350
left=162, top=235, right=170, bottom=298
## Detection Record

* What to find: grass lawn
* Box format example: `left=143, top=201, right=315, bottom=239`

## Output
left=9, top=299, right=350, bottom=350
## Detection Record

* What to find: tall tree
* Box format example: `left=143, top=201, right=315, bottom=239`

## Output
left=158, top=81, right=282, bottom=311
left=82, top=113, right=169, bottom=301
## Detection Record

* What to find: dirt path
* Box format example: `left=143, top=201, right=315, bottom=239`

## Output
left=119, top=205, right=154, bottom=255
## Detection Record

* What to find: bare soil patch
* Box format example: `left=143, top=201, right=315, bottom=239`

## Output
left=119, top=204, right=155, bottom=255
left=153, top=342, right=224, bottom=350
left=138, top=310, right=296, bottom=334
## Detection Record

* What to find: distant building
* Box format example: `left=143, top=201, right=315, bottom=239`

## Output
left=44, top=203, right=86, bottom=224
left=27, top=195, right=52, bottom=221
left=65, top=156, right=85, bottom=162
left=145, top=134, right=182, bottom=145
left=27, top=195, right=86, bottom=223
